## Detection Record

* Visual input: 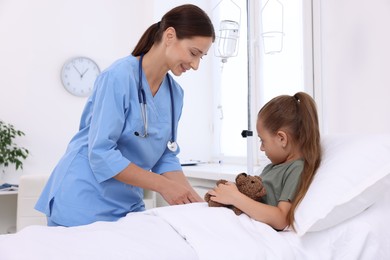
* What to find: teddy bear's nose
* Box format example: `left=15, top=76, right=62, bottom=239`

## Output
left=251, top=180, right=255, bottom=183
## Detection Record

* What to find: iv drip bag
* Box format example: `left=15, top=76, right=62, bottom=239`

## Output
left=216, top=20, right=240, bottom=63
left=212, top=0, right=241, bottom=63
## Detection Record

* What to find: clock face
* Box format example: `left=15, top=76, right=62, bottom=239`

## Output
left=61, top=57, right=100, bottom=97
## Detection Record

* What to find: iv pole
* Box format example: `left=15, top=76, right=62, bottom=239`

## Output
left=241, top=0, right=254, bottom=175
left=213, top=0, right=254, bottom=175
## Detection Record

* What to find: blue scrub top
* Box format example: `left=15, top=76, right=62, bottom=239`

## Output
left=35, top=55, right=184, bottom=226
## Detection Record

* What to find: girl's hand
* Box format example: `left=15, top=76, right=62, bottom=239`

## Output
left=207, top=181, right=242, bottom=205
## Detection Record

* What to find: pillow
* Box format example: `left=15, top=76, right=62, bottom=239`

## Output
left=294, top=134, right=390, bottom=236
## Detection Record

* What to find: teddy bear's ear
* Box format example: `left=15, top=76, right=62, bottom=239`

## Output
left=235, top=172, right=247, bottom=182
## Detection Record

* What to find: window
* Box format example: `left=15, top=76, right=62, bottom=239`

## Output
left=212, top=0, right=313, bottom=165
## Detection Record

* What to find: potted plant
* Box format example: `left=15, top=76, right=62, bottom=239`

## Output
left=0, top=120, right=29, bottom=173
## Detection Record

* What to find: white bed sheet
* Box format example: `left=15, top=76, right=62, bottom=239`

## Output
left=0, top=195, right=389, bottom=260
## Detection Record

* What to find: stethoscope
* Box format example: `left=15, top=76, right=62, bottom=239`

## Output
left=134, top=53, right=178, bottom=152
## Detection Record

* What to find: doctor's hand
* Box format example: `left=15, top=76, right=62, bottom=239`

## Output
left=160, top=181, right=201, bottom=205
left=160, top=171, right=203, bottom=205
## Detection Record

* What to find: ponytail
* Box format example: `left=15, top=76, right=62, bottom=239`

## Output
left=131, top=4, right=215, bottom=56
left=132, top=22, right=161, bottom=56
left=287, top=92, right=321, bottom=231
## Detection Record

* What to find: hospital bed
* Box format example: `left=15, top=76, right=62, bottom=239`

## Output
left=0, top=134, right=389, bottom=260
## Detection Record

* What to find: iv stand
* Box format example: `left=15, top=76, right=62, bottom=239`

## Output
left=241, top=0, right=254, bottom=175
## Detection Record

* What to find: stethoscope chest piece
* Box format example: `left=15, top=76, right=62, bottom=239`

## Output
left=167, top=141, right=178, bottom=152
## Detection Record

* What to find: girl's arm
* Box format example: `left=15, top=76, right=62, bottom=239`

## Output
left=208, top=182, right=291, bottom=230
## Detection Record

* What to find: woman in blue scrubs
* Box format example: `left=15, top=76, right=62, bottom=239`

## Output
left=35, top=4, right=215, bottom=227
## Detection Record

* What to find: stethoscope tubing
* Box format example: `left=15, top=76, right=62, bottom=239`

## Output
left=137, top=54, right=176, bottom=151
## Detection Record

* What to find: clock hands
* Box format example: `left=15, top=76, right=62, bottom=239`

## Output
left=73, top=64, right=89, bottom=79
left=80, top=68, right=89, bottom=78
left=72, top=64, right=83, bottom=77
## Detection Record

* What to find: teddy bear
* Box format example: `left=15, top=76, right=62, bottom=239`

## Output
left=204, top=172, right=267, bottom=215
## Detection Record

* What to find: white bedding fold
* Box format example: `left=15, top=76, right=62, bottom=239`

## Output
left=143, top=202, right=295, bottom=260
left=1, top=200, right=386, bottom=260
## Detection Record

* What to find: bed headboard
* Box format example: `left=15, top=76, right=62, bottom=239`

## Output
left=16, top=174, right=49, bottom=232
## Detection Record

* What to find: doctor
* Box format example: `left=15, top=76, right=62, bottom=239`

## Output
left=35, top=4, right=215, bottom=227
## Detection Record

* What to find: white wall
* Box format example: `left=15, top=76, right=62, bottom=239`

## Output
left=0, top=0, right=215, bottom=183
left=315, top=0, right=390, bottom=134
left=0, top=0, right=149, bottom=181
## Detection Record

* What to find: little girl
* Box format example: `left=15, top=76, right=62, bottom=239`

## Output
left=207, top=92, right=321, bottom=231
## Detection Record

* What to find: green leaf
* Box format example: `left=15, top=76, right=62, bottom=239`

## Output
left=0, top=120, right=29, bottom=172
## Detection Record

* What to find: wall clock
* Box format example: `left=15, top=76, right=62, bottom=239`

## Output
left=61, top=57, right=100, bottom=97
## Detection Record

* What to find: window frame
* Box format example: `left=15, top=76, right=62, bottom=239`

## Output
left=210, top=0, right=315, bottom=168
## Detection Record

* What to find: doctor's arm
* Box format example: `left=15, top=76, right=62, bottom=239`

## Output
left=114, top=163, right=203, bottom=205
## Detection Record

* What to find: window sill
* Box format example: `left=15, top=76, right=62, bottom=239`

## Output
left=183, top=162, right=264, bottom=182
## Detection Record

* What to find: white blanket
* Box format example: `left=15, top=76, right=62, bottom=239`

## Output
left=0, top=201, right=387, bottom=260
left=0, top=213, right=196, bottom=260
left=0, top=203, right=292, bottom=260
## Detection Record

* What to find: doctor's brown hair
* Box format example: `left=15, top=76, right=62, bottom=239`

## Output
left=132, top=4, right=215, bottom=56
left=258, top=92, right=322, bottom=231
